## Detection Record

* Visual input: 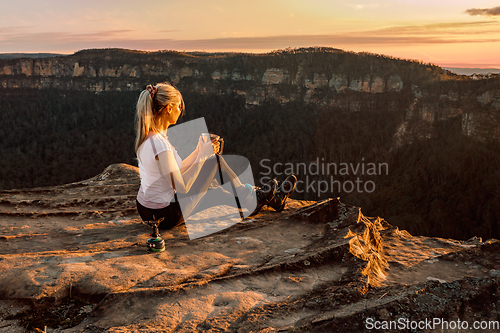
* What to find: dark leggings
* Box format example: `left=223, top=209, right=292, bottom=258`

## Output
left=136, top=199, right=184, bottom=230
left=136, top=155, right=244, bottom=230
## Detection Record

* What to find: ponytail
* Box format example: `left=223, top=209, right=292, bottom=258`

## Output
left=134, top=89, right=155, bottom=153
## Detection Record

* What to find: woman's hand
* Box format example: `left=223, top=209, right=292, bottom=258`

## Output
left=197, top=135, right=215, bottom=160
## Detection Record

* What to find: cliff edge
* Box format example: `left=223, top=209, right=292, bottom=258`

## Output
left=0, top=164, right=499, bottom=332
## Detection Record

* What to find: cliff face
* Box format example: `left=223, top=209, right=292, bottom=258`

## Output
left=0, top=48, right=404, bottom=101
left=2, top=48, right=499, bottom=143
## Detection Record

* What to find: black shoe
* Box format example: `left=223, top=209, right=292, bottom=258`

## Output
left=268, top=175, right=297, bottom=212
left=249, top=179, right=278, bottom=216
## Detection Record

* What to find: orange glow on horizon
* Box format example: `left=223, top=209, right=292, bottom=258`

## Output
left=1, top=0, right=499, bottom=69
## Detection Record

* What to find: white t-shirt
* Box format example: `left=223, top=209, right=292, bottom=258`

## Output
left=136, top=132, right=183, bottom=209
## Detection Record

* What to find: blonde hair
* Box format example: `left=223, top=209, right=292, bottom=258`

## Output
left=134, top=82, right=184, bottom=153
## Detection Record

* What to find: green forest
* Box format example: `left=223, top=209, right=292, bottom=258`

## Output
left=1, top=82, right=500, bottom=241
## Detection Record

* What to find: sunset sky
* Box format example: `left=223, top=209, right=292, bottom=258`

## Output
left=1, top=0, right=499, bottom=68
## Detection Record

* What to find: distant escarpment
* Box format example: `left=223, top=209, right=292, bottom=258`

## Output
left=2, top=47, right=499, bottom=141
left=0, top=48, right=410, bottom=100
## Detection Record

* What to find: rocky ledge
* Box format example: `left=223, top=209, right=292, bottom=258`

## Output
left=0, top=164, right=499, bottom=332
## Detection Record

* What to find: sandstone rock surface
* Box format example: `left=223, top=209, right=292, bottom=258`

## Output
left=0, top=164, right=499, bottom=332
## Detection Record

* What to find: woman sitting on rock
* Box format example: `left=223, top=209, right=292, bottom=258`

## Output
left=134, top=82, right=296, bottom=229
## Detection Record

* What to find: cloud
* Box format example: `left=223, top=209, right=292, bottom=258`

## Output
left=465, top=6, right=500, bottom=16
left=352, top=4, right=380, bottom=10
left=176, top=34, right=497, bottom=50
left=371, top=21, right=499, bottom=36
left=0, top=30, right=133, bottom=44
left=0, top=33, right=496, bottom=53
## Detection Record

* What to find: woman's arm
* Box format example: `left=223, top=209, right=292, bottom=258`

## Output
left=156, top=139, right=215, bottom=194
left=180, top=146, right=201, bottom=174
left=180, top=135, right=220, bottom=173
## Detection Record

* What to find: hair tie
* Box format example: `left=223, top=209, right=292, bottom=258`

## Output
left=146, top=84, right=157, bottom=98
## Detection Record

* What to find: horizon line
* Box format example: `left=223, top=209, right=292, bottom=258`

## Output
left=1, top=47, right=499, bottom=71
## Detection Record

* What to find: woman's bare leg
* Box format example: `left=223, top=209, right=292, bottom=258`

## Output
left=177, top=156, right=249, bottom=218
